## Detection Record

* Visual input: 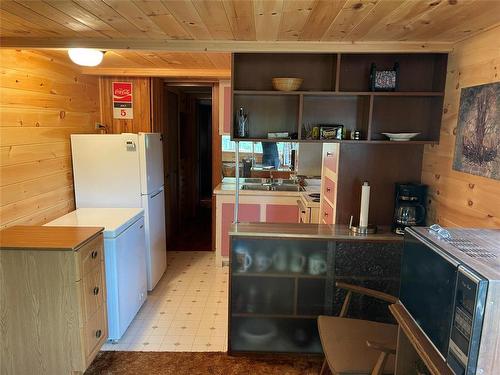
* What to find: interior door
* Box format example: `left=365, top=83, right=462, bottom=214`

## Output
left=164, top=88, right=180, bottom=247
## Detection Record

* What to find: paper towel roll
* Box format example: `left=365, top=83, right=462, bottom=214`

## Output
left=359, top=182, right=370, bottom=228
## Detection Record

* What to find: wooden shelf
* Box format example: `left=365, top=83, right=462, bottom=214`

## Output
left=232, top=138, right=298, bottom=143
left=232, top=313, right=317, bottom=319
left=233, top=271, right=327, bottom=279
left=365, top=140, right=439, bottom=145
left=234, top=90, right=444, bottom=97
left=232, top=53, right=447, bottom=144
left=232, top=138, right=439, bottom=145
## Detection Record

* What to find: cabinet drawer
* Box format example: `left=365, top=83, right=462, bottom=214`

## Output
left=76, top=235, right=103, bottom=281
left=83, top=305, right=107, bottom=360
left=81, top=263, right=105, bottom=323
left=324, top=148, right=338, bottom=174
left=323, top=176, right=336, bottom=204
left=321, top=200, right=334, bottom=225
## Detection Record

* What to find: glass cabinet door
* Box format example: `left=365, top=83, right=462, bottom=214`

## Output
left=229, top=237, right=332, bottom=354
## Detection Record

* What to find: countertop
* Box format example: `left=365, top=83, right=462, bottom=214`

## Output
left=0, top=226, right=104, bottom=251
left=229, top=223, right=402, bottom=242
left=213, top=178, right=321, bottom=198
left=214, top=182, right=301, bottom=197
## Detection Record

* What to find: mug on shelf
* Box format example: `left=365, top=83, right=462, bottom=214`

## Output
left=290, top=250, right=306, bottom=273
left=308, top=253, right=327, bottom=275
left=235, top=247, right=252, bottom=272
left=254, top=251, right=273, bottom=272
left=273, top=247, right=288, bottom=272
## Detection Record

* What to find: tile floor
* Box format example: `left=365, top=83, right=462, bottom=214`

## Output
left=101, top=251, right=229, bottom=352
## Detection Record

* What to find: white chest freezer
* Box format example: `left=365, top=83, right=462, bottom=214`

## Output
left=45, top=208, right=148, bottom=341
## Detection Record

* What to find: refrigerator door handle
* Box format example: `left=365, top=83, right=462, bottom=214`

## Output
left=150, top=188, right=164, bottom=199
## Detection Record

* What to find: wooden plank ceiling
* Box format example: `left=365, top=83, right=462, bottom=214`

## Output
left=34, top=49, right=232, bottom=77
left=1, top=0, right=499, bottom=49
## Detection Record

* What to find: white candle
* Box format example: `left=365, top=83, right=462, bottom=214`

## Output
left=359, top=182, right=370, bottom=228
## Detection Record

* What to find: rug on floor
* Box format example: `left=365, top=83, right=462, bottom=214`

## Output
left=85, top=351, right=323, bottom=375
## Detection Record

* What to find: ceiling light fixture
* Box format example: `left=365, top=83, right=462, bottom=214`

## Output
left=68, top=48, right=104, bottom=67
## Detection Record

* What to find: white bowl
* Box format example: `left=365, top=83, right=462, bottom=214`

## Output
left=239, top=319, right=278, bottom=345
left=382, top=132, right=420, bottom=141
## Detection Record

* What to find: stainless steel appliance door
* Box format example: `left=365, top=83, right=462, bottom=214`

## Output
left=400, top=231, right=459, bottom=357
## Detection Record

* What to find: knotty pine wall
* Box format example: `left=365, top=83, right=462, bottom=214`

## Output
left=99, top=76, right=152, bottom=134
left=0, top=50, right=99, bottom=228
left=422, top=26, right=500, bottom=228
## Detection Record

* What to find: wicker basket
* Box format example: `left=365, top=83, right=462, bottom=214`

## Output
left=272, top=77, right=303, bottom=91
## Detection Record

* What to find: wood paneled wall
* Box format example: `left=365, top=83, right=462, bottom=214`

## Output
left=422, top=26, right=500, bottom=228
left=0, top=49, right=99, bottom=228
left=99, top=76, right=152, bottom=133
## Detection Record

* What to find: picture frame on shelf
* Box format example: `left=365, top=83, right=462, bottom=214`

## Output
left=370, top=62, right=400, bottom=92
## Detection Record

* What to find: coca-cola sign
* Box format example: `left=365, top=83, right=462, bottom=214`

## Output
left=113, top=82, right=133, bottom=119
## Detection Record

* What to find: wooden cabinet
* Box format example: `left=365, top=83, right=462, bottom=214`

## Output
left=231, top=52, right=447, bottom=144
left=266, top=204, right=299, bottom=223
left=322, top=199, right=334, bottom=225
left=320, top=143, right=339, bottom=225
left=0, top=226, right=107, bottom=375
left=219, top=79, right=231, bottom=135
left=319, top=142, right=424, bottom=227
left=221, top=203, right=261, bottom=258
left=228, top=228, right=402, bottom=354
left=215, top=190, right=301, bottom=265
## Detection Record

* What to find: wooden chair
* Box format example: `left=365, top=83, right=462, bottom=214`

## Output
left=318, top=282, right=398, bottom=375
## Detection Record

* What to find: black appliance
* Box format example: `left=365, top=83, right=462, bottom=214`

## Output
left=401, top=226, right=500, bottom=375
left=393, top=183, right=427, bottom=235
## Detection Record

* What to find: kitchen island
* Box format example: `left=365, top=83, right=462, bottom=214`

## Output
left=228, top=222, right=402, bottom=354
left=214, top=178, right=320, bottom=266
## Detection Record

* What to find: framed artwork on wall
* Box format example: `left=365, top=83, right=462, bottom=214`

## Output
left=453, top=81, right=500, bottom=180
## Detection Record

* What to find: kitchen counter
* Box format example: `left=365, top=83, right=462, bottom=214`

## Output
left=229, top=222, right=401, bottom=242
left=214, top=182, right=301, bottom=197
left=214, top=178, right=321, bottom=198
left=0, top=225, right=104, bottom=251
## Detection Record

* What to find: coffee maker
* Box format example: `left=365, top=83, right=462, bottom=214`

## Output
left=393, top=183, right=427, bottom=235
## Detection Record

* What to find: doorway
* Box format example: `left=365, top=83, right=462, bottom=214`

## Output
left=164, top=84, right=213, bottom=252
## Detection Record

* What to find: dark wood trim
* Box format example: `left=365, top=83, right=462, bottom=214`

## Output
left=212, top=82, right=222, bottom=252
left=367, top=94, right=374, bottom=141
left=334, top=53, right=341, bottom=91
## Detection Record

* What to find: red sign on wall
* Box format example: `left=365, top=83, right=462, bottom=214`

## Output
left=112, top=82, right=133, bottom=119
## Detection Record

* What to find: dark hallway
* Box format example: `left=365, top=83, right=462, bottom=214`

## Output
left=164, top=84, right=213, bottom=252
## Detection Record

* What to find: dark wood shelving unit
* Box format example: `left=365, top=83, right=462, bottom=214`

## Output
left=229, top=236, right=403, bottom=355
left=231, top=52, right=447, bottom=144
left=233, top=272, right=327, bottom=280
left=232, top=313, right=317, bottom=319
left=234, top=90, right=444, bottom=97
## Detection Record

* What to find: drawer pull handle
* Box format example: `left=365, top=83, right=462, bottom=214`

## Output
left=91, top=250, right=98, bottom=259
left=93, top=287, right=99, bottom=295
left=326, top=152, right=334, bottom=156
left=326, top=187, right=331, bottom=192
left=301, top=210, right=306, bottom=214
left=95, top=329, right=102, bottom=338
left=324, top=212, right=329, bottom=217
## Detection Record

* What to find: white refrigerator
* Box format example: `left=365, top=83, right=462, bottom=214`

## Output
left=71, top=133, right=167, bottom=291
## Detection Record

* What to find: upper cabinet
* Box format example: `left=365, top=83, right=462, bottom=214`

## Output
left=219, top=80, right=232, bottom=135
left=231, top=53, right=447, bottom=144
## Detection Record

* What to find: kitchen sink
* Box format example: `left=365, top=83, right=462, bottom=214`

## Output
left=272, top=185, right=302, bottom=192
left=240, top=184, right=302, bottom=192
left=240, top=184, right=271, bottom=191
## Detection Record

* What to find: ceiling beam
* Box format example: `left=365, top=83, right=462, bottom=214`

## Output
left=80, top=67, right=230, bottom=79
left=0, top=37, right=454, bottom=53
